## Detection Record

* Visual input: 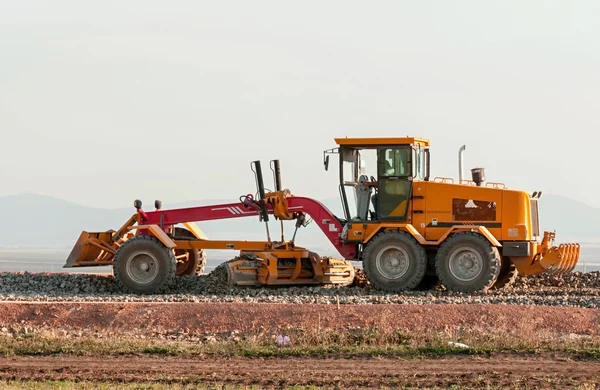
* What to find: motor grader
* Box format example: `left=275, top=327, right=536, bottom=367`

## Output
left=65, top=137, right=580, bottom=294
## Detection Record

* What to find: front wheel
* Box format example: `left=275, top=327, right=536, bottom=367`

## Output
left=113, top=235, right=177, bottom=294
left=362, top=230, right=427, bottom=292
left=491, top=256, right=518, bottom=289
left=435, top=232, right=501, bottom=293
left=173, top=227, right=206, bottom=276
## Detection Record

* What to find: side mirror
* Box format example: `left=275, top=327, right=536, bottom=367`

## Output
left=324, top=155, right=330, bottom=171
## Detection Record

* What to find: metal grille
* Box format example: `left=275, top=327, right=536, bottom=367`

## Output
left=452, top=198, right=497, bottom=221
left=530, top=198, right=540, bottom=237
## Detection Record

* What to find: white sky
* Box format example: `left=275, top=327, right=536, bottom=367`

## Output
left=1, top=1, right=599, bottom=209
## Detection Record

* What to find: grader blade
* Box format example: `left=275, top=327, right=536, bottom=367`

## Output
left=222, top=252, right=355, bottom=287
left=540, top=243, right=581, bottom=275
left=319, top=256, right=356, bottom=286
left=64, top=231, right=119, bottom=268
left=224, top=255, right=262, bottom=286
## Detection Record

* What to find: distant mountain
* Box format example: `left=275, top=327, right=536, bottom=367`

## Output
left=0, top=193, right=341, bottom=254
left=537, top=194, right=600, bottom=242
left=0, top=192, right=594, bottom=253
left=0, top=193, right=130, bottom=248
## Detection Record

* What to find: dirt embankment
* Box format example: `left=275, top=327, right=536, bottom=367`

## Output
left=0, top=301, right=598, bottom=336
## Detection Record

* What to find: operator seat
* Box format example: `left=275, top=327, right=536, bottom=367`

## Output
left=356, top=175, right=372, bottom=220
left=371, top=160, right=394, bottom=217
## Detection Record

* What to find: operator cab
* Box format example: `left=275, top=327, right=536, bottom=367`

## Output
left=324, top=137, right=430, bottom=223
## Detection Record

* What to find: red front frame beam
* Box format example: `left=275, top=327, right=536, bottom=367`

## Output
left=139, top=196, right=357, bottom=259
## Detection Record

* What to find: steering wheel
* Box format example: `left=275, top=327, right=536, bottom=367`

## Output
left=369, top=175, right=378, bottom=192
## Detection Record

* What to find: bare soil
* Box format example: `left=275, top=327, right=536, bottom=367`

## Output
left=0, top=301, right=598, bottom=335
left=0, top=353, right=598, bottom=388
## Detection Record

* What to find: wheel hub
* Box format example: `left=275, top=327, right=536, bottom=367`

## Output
left=125, top=251, right=160, bottom=284
left=448, top=247, right=483, bottom=282
left=375, top=245, right=410, bottom=280
left=462, top=257, right=475, bottom=269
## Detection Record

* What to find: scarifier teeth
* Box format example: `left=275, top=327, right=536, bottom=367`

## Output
left=542, top=243, right=581, bottom=275
left=557, top=243, right=579, bottom=275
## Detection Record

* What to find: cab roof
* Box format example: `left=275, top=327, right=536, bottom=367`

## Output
left=334, top=137, right=430, bottom=148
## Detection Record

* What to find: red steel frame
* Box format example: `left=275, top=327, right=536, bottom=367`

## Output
left=137, top=195, right=358, bottom=259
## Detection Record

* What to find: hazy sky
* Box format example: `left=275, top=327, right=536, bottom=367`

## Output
left=2, top=1, right=599, bottom=209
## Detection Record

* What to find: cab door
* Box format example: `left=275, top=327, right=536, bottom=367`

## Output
left=376, top=147, right=412, bottom=221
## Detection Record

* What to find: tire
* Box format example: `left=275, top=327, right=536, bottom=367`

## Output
left=362, top=230, right=427, bottom=292
left=491, top=256, right=518, bottom=289
left=196, top=249, right=207, bottom=275
left=113, top=235, right=177, bottom=294
left=172, top=227, right=206, bottom=276
left=434, top=232, right=501, bottom=293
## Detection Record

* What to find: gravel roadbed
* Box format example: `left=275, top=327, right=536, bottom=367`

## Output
left=0, top=268, right=598, bottom=307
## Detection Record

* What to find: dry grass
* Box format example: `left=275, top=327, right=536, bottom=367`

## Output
left=0, top=308, right=597, bottom=359
left=0, top=318, right=598, bottom=359
left=260, top=308, right=600, bottom=357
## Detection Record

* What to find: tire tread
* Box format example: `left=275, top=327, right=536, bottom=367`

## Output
left=173, top=227, right=205, bottom=276
left=434, top=232, right=501, bottom=293
left=113, top=235, right=177, bottom=294
left=491, top=256, right=518, bottom=289
left=363, top=230, right=427, bottom=292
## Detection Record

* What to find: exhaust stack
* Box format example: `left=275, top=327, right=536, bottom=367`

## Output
left=458, top=145, right=466, bottom=182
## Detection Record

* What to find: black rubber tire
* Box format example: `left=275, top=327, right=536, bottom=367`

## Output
left=113, top=235, right=177, bottom=294
left=196, top=248, right=207, bottom=275
left=362, top=230, right=427, bottom=292
left=173, top=227, right=204, bottom=276
left=434, top=232, right=501, bottom=293
left=491, top=256, right=518, bottom=290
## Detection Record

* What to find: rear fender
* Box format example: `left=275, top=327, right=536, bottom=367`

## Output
left=130, top=225, right=177, bottom=249
left=363, top=224, right=502, bottom=247
left=182, top=221, right=209, bottom=240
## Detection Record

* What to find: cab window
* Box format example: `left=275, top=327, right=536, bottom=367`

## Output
left=378, top=148, right=411, bottom=177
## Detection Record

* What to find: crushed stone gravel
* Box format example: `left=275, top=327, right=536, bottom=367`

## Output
left=0, top=265, right=598, bottom=308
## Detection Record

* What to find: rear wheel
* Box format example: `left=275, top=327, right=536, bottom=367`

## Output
left=362, top=230, right=427, bottom=292
left=113, top=235, right=177, bottom=294
left=172, top=227, right=206, bottom=276
left=491, top=256, right=518, bottom=289
left=435, top=232, right=501, bottom=293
